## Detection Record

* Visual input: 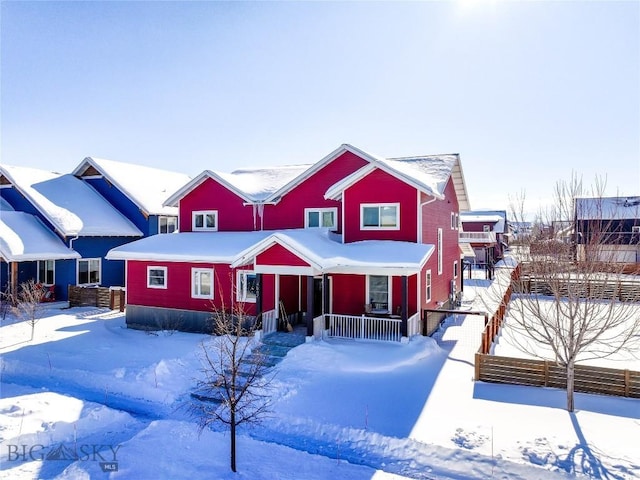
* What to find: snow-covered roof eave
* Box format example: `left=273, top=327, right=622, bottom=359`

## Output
left=324, top=161, right=450, bottom=202
left=265, top=144, right=381, bottom=204
left=163, top=170, right=255, bottom=208
left=73, top=157, right=183, bottom=217
left=232, top=230, right=435, bottom=275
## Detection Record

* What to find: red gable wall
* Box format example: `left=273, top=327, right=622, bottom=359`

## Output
left=256, top=243, right=311, bottom=267
left=263, top=151, right=368, bottom=231
left=179, top=177, right=256, bottom=232
left=343, top=168, right=418, bottom=243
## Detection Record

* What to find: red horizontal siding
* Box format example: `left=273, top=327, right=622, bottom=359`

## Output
left=263, top=151, right=368, bottom=231
left=126, top=260, right=256, bottom=315
left=256, top=243, right=311, bottom=267
left=179, top=177, right=256, bottom=232
left=344, top=168, right=418, bottom=243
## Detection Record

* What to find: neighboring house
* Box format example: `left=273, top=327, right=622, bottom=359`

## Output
left=0, top=207, right=80, bottom=298
left=574, top=196, right=640, bottom=264
left=459, top=210, right=510, bottom=266
left=107, top=144, right=471, bottom=340
left=0, top=164, right=142, bottom=300
left=72, top=157, right=192, bottom=236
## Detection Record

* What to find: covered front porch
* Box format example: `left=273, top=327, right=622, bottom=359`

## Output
left=232, top=229, right=432, bottom=343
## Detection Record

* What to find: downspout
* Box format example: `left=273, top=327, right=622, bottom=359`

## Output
left=418, top=196, right=438, bottom=243
left=68, top=235, right=79, bottom=287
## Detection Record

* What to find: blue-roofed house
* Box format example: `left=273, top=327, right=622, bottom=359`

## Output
left=0, top=164, right=142, bottom=300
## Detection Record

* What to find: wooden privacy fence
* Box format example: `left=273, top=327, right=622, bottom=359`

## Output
left=478, top=264, right=521, bottom=355
left=475, top=353, right=640, bottom=398
left=68, top=286, right=125, bottom=311
left=475, top=263, right=640, bottom=399
left=515, top=276, right=640, bottom=302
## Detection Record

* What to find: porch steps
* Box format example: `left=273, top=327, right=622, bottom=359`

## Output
left=192, top=328, right=307, bottom=404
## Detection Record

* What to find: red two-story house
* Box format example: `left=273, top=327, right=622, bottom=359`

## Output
left=107, top=144, right=470, bottom=341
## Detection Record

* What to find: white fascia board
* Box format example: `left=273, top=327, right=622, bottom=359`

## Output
left=163, top=170, right=253, bottom=207
left=231, top=235, right=323, bottom=272
left=253, top=265, right=318, bottom=276
left=265, top=144, right=381, bottom=204
left=78, top=157, right=151, bottom=216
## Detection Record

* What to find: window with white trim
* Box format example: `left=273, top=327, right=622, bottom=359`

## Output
left=437, top=228, right=443, bottom=275
left=192, top=268, right=213, bottom=299
left=159, top=216, right=178, bottom=234
left=455, top=213, right=459, bottom=230
left=192, top=210, right=218, bottom=231
left=483, top=225, right=491, bottom=232
left=632, top=226, right=640, bottom=233
left=38, top=260, right=55, bottom=285
left=425, top=270, right=432, bottom=302
left=236, top=270, right=258, bottom=303
left=78, top=258, right=101, bottom=285
left=368, top=275, right=390, bottom=312
left=451, top=212, right=456, bottom=230
left=147, top=266, right=167, bottom=289
left=454, top=260, right=458, bottom=279
left=305, top=208, right=337, bottom=229
left=361, top=203, right=399, bottom=229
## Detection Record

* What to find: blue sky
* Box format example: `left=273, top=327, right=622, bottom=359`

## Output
left=2, top=1, right=638, bottom=216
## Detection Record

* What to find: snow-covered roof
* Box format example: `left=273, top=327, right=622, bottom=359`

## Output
left=72, top=157, right=192, bottom=216
left=164, top=164, right=310, bottom=207
left=0, top=211, right=80, bottom=262
left=575, top=196, right=640, bottom=220
left=232, top=229, right=434, bottom=275
left=107, top=228, right=434, bottom=275
left=106, top=231, right=273, bottom=262
left=164, top=144, right=471, bottom=210
left=324, top=147, right=471, bottom=211
left=218, top=164, right=312, bottom=202
left=0, top=164, right=142, bottom=238
left=0, top=196, right=14, bottom=211
left=460, top=210, right=507, bottom=233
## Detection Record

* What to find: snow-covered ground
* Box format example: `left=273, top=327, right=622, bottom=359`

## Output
left=1, top=271, right=639, bottom=479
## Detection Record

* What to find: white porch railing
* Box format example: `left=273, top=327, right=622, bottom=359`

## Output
left=459, top=232, right=497, bottom=243
left=407, top=311, right=421, bottom=337
left=260, top=308, right=278, bottom=335
left=327, top=314, right=402, bottom=342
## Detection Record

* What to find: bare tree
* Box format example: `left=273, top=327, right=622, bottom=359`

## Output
left=190, top=305, right=273, bottom=472
left=497, top=174, right=640, bottom=411
left=11, top=280, right=46, bottom=340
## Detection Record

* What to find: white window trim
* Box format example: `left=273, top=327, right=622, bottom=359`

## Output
left=365, top=274, right=392, bottom=313
left=304, top=207, right=338, bottom=229
left=454, top=260, right=458, bottom=279
left=192, top=268, right=214, bottom=299
left=437, top=228, right=443, bottom=275
left=360, top=203, right=400, bottom=230
left=425, top=269, right=432, bottom=302
left=192, top=210, right=218, bottom=231
left=77, top=258, right=101, bottom=286
left=455, top=213, right=459, bottom=230
left=147, top=266, right=168, bottom=289
left=451, top=212, right=456, bottom=230
left=159, top=215, right=178, bottom=234
left=37, top=259, right=55, bottom=286
left=236, top=270, right=257, bottom=303
left=483, top=225, right=491, bottom=232
left=632, top=226, right=640, bottom=233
